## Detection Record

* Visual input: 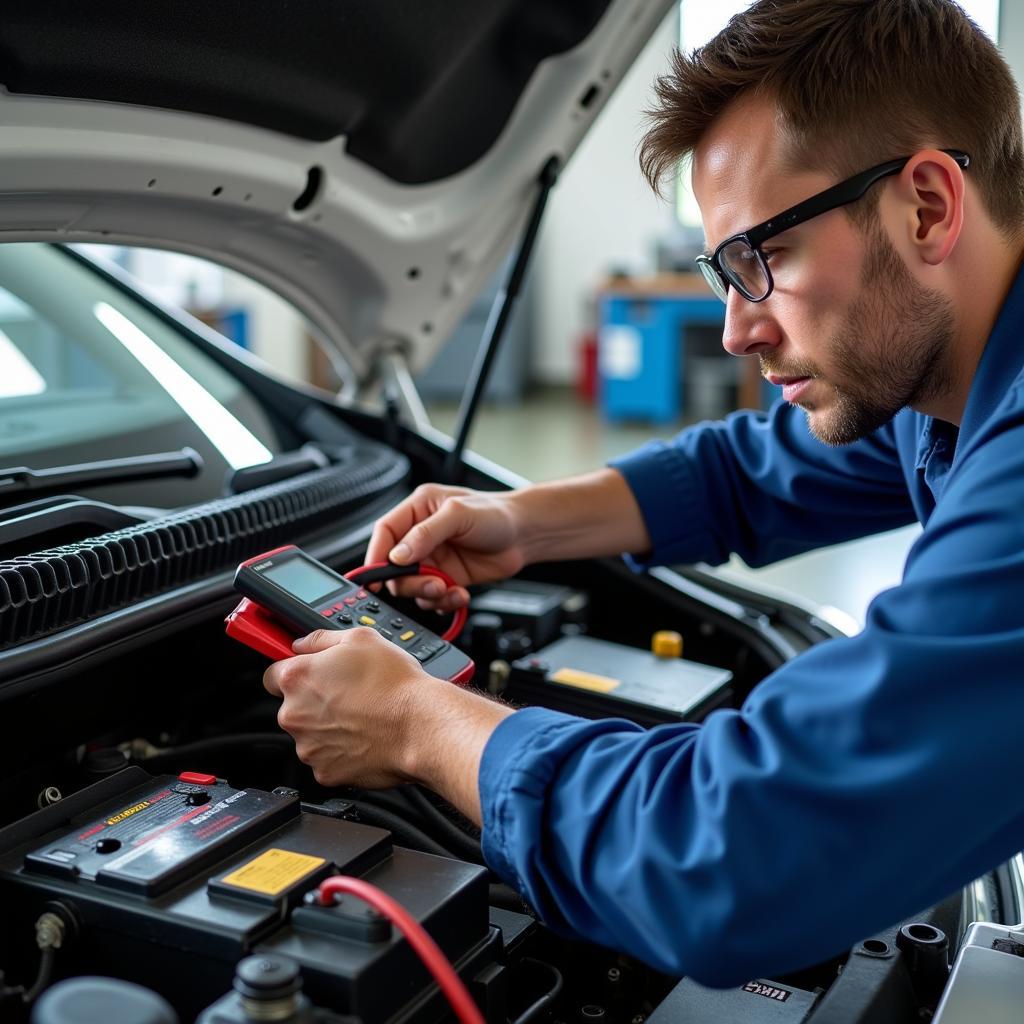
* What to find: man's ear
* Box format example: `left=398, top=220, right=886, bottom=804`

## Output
left=894, top=149, right=966, bottom=266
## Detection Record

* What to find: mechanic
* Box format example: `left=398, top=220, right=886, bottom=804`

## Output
left=263, top=0, right=1024, bottom=987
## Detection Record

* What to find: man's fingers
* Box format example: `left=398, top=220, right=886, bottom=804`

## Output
left=263, top=663, right=284, bottom=698
left=414, top=586, right=470, bottom=614
left=378, top=576, right=448, bottom=601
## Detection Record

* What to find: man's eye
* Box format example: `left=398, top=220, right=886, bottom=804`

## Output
left=761, top=248, right=782, bottom=263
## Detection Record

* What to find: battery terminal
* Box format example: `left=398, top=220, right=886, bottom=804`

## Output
left=34, top=913, right=66, bottom=951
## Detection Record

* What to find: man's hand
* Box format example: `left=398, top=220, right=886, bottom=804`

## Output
left=263, top=627, right=513, bottom=821
left=365, top=471, right=653, bottom=612
left=365, top=484, right=529, bottom=612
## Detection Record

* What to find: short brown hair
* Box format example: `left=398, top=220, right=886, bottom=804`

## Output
left=640, top=0, right=1024, bottom=235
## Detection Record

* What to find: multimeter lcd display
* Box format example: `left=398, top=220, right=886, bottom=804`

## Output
left=262, top=558, right=341, bottom=603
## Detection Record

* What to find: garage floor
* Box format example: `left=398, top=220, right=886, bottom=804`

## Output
left=425, top=388, right=920, bottom=633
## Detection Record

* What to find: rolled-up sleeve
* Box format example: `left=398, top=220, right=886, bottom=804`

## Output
left=480, top=407, right=1024, bottom=986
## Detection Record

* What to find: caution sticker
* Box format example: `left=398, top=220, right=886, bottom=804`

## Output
left=219, top=848, right=326, bottom=896
left=106, top=800, right=151, bottom=826
left=550, top=667, right=621, bottom=693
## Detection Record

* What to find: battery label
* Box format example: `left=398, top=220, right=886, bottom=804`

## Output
left=550, top=667, right=621, bottom=693
left=219, top=848, right=326, bottom=895
left=70, top=787, right=176, bottom=849
left=105, top=800, right=151, bottom=826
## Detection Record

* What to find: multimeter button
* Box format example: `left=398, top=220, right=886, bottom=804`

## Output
left=365, top=599, right=381, bottom=612
left=378, top=628, right=394, bottom=640
left=356, top=589, right=369, bottom=599
left=399, top=630, right=416, bottom=642
left=333, top=602, right=346, bottom=611
left=390, top=618, right=405, bottom=628
left=410, top=639, right=445, bottom=661
left=336, top=612, right=353, bottom=624
left=344, top=596, right=358, bottom=606
left=358, top=615, right=377, bottom=626
left=321, top=609, right=333, bottom=617
left=178, top=772, right=217, bottom=786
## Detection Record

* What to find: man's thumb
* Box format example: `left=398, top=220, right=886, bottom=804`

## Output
left=390, top=503, right=464, bottom=565
left=292, top=628, right=342, bottom=654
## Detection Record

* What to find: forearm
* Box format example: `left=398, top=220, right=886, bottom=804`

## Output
left=511, top=467, right=651, bottom=565
left=399, top=678, right=515, bottom=825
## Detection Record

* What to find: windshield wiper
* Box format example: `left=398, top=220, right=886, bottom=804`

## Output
left=0, top=448, right=203, bottom=504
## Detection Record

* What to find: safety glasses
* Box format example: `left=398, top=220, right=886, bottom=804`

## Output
left=696, top=149, right=971, bottom=303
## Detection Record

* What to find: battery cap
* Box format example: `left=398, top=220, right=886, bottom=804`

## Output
left=178, top=771, right=217, bottom=786
left=651, top=631, right=683, bottom=659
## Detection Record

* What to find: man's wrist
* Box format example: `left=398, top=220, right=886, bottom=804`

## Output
left=397, top=676, right=514, bottom=824
left=510, top=469, right=650, bottom=565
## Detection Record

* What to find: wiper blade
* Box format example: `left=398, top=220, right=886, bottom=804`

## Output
left=0, top=447, right=203, bottom=503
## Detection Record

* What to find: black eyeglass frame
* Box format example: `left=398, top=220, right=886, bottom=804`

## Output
left=696, top=149, right=971, bottom=303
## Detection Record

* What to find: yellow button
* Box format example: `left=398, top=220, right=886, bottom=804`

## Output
left=400, top=630, right=416, bottom=641
left=359, top=615, right=377, bottom=626
left=651, top=630, right=683, bottom=658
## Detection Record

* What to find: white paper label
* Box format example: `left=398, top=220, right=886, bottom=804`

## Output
left=598, top=326, right=641, bottom=380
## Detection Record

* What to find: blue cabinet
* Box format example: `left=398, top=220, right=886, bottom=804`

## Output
left=598, top=284, right=725, bottom=423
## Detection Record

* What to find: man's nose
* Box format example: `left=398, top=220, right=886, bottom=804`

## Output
left=720, top=289, right=783, bottom=357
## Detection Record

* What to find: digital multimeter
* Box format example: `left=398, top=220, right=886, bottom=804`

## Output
left=226, top=545, right=475, bottom=685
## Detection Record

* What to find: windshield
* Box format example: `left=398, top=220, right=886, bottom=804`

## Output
left=0, top=244, right=279, bottom=509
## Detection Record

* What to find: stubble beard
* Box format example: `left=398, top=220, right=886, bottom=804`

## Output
left=762, top=228, right=957, bottom=446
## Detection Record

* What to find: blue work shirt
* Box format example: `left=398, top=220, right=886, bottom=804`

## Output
left=479, top=267, right=1024, bottom=987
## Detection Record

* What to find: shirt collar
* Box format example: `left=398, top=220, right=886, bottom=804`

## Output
left=956, top=257, right=1024, bottom=456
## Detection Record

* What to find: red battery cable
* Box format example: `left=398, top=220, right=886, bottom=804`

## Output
left=317, top=875, right=484, bottom=1024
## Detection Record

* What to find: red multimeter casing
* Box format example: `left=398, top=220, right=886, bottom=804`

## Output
left=226, top=545, right=475, bottom=685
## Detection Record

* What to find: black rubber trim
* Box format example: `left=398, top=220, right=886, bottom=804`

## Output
left=0, top=444, right=409, bottom=649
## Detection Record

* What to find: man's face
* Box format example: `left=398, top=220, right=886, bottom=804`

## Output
left=692, top=97, right=956, bottom=445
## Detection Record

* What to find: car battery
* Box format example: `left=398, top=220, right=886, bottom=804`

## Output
left=469, top=580, right=589, bottom=650
left=646, top=976, right=818, bottom=1022
left=932, top=921, right=1024, bottom=1023
left=506, top=635, right=733, bottom=727
left=0, top=767, right=498, bottom=1024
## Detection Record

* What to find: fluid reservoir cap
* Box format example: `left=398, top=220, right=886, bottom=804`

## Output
left=32, top=977, right=178, bottom=1024
left=651, top=630, right=683, bottom=658
left=234, top=955, right=302, bottom=1000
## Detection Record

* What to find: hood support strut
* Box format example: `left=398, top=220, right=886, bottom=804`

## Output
left=443, top=156, right=560, bottom=483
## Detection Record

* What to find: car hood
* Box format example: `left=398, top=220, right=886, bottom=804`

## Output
left=0, top=0, right=673, bottom=387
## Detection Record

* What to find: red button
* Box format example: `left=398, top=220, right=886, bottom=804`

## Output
left=178, top=772, right=217, bottom=786
left=322, top=609, right=333, bottom=616
left=344, top=596, right=358, bottom=606
left=356, top=589, right=369, bottom=599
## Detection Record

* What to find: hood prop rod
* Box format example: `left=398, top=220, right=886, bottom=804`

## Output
left=443, top=156, right=560, bottom=483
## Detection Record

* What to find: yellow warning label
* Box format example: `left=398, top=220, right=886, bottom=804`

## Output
left=106, top=801, right=151, bottom=825
left=220, top=848, right=326, bottom=896
left=550, top=667, right=621, bottom=693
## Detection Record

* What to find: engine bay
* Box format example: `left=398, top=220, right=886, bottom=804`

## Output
left=0, top=414, right=1007, bottom=1024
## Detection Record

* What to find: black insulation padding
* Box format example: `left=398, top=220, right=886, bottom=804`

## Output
left=0, top=445, right=409, bottom=649
left=1, top=1, right=612, bottom=183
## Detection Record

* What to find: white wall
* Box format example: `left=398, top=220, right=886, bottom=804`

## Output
left=1000, top=0, right=1024, bottom=88
left=530, top=9, right=679, bottom=385
left=219, top=272, right=311, bottom=384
